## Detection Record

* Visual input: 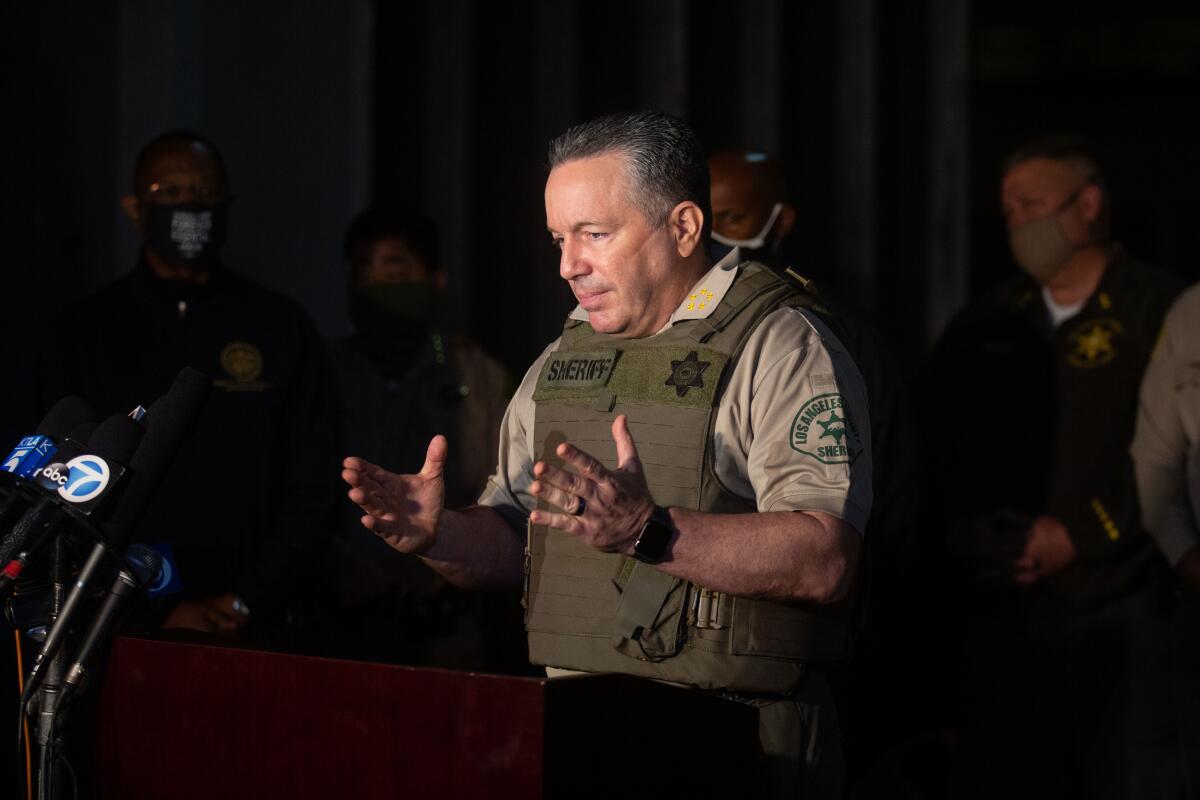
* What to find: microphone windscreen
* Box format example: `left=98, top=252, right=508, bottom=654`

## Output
left=86, top=414, right=144, bottom=466
left=100, top=368, right=212, bottom=547
left=123, top=543, right=163, bottom=585
left=37, top=397, right=95, bottom=440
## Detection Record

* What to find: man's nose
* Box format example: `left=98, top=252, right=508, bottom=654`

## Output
left=559, top=238, right=588, bottom=280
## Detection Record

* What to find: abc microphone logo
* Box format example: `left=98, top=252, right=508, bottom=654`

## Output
left=34, top=456, right=112, bottom=505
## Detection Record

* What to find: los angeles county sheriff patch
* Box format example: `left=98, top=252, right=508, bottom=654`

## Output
left=221, top=342, right=264, bottom=382
left=790, top=392, right=862, bottom=464
left=1066, top=317, right=1123, bottom=368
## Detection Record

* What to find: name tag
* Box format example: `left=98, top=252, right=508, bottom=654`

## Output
left=538, top=350, right=618, bottom=390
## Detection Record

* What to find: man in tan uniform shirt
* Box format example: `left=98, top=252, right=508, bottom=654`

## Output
left=342, top=111, right=871, bottom=798
left=1132, top=281, right=1200, bottom=797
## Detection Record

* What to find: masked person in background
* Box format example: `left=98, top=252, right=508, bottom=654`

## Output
left=709, top=146, right=929, bottom=791
left=316, top=205, right=528, bottom=672
left=928, top=136, right=1185, bottom=799
left=35, top=130, right=338, bottom=644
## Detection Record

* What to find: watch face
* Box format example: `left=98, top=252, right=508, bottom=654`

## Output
left=634, top=516, right=672, bottom=563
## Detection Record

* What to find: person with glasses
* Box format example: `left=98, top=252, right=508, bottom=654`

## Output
left=35, top=130, right=338, bottom=645
left=928, top=136, right=1185, bottom=799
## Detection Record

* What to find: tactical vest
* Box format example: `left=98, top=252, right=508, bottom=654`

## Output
left=525, top=262, right=858, bottom=694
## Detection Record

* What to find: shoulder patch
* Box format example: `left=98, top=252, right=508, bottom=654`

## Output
left=790, top=392, right=863, bottom=465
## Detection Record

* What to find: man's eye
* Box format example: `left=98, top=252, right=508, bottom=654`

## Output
left=550, top=238, right=564, bottom=249
left=585, top=231, right=608, bottom=241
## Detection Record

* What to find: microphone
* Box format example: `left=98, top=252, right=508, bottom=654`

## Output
left=57, top=544, right=162, bottom=710
left=0, top=411, right=143, bottom=591
left=0, top=397, right=95, bottom=547
left=1, top=396, right=94, bottom=479
left=22, top=368, right=210, bottom=702
left=98, top=367, right=212, bottom=551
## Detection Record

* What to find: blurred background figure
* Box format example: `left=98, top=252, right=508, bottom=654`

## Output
left=316, top=204, right=527, bottom=672
left=709, top=147, right=929, bottom=792
left=35, top=130, right=339, bottom=646
left=928, top=135, right=1184, bottom=799
left=1132, top=283, right=1200, bottom=798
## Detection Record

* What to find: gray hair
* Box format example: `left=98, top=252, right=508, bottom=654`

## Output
left=548, top=110, right=711, bottom=238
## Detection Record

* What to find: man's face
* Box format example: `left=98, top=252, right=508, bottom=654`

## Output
left=545, top=153, right=686, bottom=338
left=1000, top=157, right=1092, bottom=244
left=351, top=237, right=435, bottom=290
left=135, top=148, right=228, bottom=220
left=709, top=160, right=774, bottom=241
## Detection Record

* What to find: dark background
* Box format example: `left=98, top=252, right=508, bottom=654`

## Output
left=3, top=0, right=1199, bottom=439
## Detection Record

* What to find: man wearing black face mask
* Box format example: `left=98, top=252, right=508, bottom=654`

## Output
left=929, top=136, right=1185, bottom=798
left=316, top=205, right=527, bottom=671
left=35, top=130, right=338, bottom=643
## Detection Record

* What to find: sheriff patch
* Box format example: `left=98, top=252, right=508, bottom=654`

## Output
left=539, top=350, right=618, bottom=389
left=790, top=392, right=863, bottom=465
left=1066, top=317, right=1123, bottom=369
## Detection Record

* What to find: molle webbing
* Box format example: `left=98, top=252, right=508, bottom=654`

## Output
left=524, top=262, right=856, bottom=694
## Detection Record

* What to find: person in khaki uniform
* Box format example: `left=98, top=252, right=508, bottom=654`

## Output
left=342, top=111, right=872, bottom=798
left=320, top=205, right=527, bottom=672
left=1132, top=282, right=1200, bottom=798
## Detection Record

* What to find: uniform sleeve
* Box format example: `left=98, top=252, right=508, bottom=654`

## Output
left=234, top=312, right=340, bottom=619
left=475, top=341, right=559, bottom=530
left=713, top=308, right=874, bottom=534
left=1131, top=290, right=1200, bottom=566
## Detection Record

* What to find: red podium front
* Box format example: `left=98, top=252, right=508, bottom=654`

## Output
left=95, top=636, right=760, bottom=799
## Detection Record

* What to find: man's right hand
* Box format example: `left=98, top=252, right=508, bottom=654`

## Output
left=341, top=435, right=447, bottom=555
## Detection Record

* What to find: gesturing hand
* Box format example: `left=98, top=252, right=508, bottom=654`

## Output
left=341, top=435, right=448, bottom=555
left=528, top=415, right=656, bottom=555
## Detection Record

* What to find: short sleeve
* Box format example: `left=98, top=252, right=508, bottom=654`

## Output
left=476, top=339, right=559, bottom=527
left=711, top=307, right=874, bottom=534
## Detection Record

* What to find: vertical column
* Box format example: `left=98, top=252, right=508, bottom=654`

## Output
left=925, top=0, right=971, bottom=343
left=425, top=0, right=473, bottom=319
left=738, top=0, right=782, bottom=155
left=832, top=0, right=879, bottom=310
left=637, top=0, right=688, bottom=116
left=346, top=0, right=374, bottom=231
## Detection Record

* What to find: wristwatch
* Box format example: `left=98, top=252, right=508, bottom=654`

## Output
left=633, top=506, right=673, bottom=563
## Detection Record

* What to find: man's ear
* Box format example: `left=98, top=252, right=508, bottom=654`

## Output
left=775, top=203, right=797, bottom=241
left=120, top=194, right=142, bottom=230
left=1078, top=184, right=1104, bottom=227
left=670, top=201, right=705, bottom=258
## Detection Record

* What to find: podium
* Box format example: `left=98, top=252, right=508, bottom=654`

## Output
left=95, top=636, right=761, bottom=799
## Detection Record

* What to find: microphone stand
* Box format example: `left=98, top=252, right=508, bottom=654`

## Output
left=33, top=535, right=67, bottom=800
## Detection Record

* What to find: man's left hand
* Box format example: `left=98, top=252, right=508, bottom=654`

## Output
left=529, top=414, right=656, bottom=554
left=1014, top=515, right=1077, bottom=584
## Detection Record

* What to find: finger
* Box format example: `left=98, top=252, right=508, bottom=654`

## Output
left=529, top=508, right=583, bottom=535
left=554, top=442, right=608, bottom=483
left=535, top=462, right=593, bottom=497
left=530, top=480, right=582, bottom=514
left=420, top=435, right=448, bottom=480
left=204, top=609, right=239, bottom=634
left=347, top=486, right=392, bottom=517
left=612, top=415, right=643, bottom=475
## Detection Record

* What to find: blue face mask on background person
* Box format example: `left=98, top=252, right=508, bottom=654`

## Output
left=144, top=202, right=229, bottom=270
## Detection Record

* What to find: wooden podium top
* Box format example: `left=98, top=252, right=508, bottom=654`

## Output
left=96, top=635, right=760, bottom=799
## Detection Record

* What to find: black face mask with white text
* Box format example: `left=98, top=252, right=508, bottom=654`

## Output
left=143, top=203, right=229, bottom=270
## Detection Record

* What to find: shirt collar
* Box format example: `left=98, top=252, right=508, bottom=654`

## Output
left=567, top=247, right=743, bottom=328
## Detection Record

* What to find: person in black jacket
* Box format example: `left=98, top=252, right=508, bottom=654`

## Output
left=930, top=136, right=1185, bottom=799
left=36, top=130, right=338, bottom=643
